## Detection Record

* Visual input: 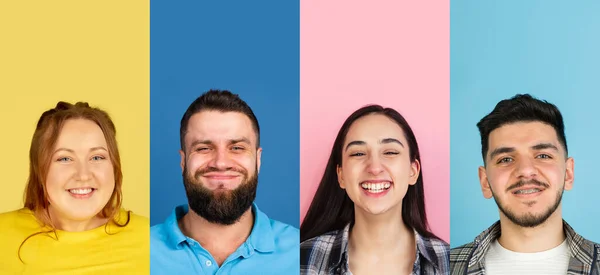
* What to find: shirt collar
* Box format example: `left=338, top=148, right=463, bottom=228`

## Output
left=163, top=203, right=276, bottom=254
left=468, top=219, right=599, bottom=269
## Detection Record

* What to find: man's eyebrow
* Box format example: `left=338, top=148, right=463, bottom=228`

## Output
left=489, top=147, right=515, bottom=160
left=532, top=143, right=558, bottom=152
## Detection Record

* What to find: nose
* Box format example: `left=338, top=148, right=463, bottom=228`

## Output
left=207, top=148, right=233, bottom=170
left=76, top=161, right=92, bottom=181
left=366, top=154, right=384, bottom=175
left=515, top=157, right=538, bottom=179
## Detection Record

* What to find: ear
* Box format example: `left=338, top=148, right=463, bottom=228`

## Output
left=256, top=147, right=263, bottom=174
left=179, top=150, right=185, bottom=173
left=337, top=165, right=346, bottom=189
left=479, top=166, right=493, bottom=199
left=564, top=157, right=574, bottom=191
left=408, top=159, right=420, bottom=186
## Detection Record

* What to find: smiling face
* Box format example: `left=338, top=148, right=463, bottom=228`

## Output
left=336, top=114, right=420, bottom=216
left=180, top=110, right=262, bottom=224
left=45, top=119, right=115, bottom=227
left=479, top=121, right=574, bottom=227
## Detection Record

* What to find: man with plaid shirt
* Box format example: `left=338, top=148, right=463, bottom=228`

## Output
left=450, top=94, right=600, bottom=275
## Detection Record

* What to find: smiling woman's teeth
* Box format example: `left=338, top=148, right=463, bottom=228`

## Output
left=360, top=183, right=391, bottom=193
left=69, top=188, right=93, bottom=195
left=514, top=188, right=541, bottom=194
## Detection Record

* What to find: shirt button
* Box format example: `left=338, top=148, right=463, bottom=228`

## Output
left=205, top=260, right=212, bottom=267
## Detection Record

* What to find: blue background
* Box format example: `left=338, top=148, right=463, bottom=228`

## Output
left=450, top=1, right=600, bottom=246
left=150, top=1, right=299, bottom=227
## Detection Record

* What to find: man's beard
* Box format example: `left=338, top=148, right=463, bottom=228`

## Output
left=491, top=178, right=563, bottom=228
left=183, top=164, right=258, bottom=225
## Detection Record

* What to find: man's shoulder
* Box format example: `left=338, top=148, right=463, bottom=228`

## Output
left=449, top=242, right=476, bottom=274
left=450, top=241, right=477, bottom=261
left=150, top=221, right=170, bottom=240
left=265, top=216, right=300, bottom=245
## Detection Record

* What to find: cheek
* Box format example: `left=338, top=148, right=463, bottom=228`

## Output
left=186, top=155, right=207, bottom=171
left=384, top=158, right=409, bottom=178
left=232, top=154, right=257, bottom=170
left=487, top=168, right=512, bottom=190
left=45, top=165, right=72, bottom=190
left=94, top=163, right=116, bottom=187
left=342, top=161, right=363, bottom=182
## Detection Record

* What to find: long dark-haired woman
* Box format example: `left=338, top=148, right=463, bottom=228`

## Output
left=300, top=105, right=449, bottom=275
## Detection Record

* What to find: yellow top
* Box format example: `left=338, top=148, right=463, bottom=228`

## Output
left=0, top=208, right=149, bottom=274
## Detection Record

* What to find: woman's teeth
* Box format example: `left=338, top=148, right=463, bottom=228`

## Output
left=360, top=182, right=391, bottom=193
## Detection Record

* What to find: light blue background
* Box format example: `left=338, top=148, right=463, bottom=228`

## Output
left=451, top=1, right=600, bottom=247
left=150, top=1, right=299, bottom=227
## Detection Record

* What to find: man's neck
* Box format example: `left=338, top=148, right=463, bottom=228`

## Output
left=179, top=206, right=254, bottom=265
left=497, top=209, right=565, bottom=253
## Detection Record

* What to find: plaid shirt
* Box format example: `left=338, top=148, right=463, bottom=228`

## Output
left=450, top=220, right=600, bottom=275
left=300, top=223, right=450, bottom=275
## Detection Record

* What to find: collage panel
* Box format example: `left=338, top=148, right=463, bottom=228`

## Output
left=300, top=0, right=450, bottom=274
left=0, top=1, right=150, bottom=274
left=149, top=1, right=300, bottom=274
left=450, top=1, right=600, bottom=274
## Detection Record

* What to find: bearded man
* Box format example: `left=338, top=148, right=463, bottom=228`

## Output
left=151, top=90, right=299, bottom=274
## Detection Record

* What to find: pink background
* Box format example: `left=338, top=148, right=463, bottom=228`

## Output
left=300, top=0, right=450, bottom=242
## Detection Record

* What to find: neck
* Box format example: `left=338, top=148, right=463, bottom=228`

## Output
left=350, top=205, right=414, bottom=254
left=497, top=207, right=565, bottom=253
left=48, top=207, right=108, bottom=232
left=180, top=206, right=255, bottom=248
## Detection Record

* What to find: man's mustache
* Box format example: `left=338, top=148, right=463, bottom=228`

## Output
left=506, top=179, right=549, bottom=192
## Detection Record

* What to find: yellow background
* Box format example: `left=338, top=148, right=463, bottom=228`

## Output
left=0, top=1, right=149, bottom=217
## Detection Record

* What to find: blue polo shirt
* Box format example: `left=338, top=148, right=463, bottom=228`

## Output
left=150, top=204, right=299, bottom=275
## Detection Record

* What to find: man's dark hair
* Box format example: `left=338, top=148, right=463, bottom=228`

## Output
left=477, top=94, right=567, bottom=164
left=180, top=89, right=260, bottom=150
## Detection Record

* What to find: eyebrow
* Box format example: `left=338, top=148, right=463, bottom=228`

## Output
left=344, top=138, right=405, bottom=152
left=381, top=138, right=404, bottom=147
left=189, top=138, right=252, bottom=149
left=488, top=143, right=559, bottom=159
left=531, top=143, right=558, bottom=151
left=53, top=147, right=108, bottom=154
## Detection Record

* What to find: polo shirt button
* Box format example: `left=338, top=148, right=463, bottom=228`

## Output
left=205, top=260, right=212, bottom=267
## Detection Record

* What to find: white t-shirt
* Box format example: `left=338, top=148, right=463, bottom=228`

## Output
left=484, top=239, right=570, bottom=275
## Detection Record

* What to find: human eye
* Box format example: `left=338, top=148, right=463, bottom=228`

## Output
left=56, top=156, right=72, bottom=162
left=496, top=157, right=513, bottom=164
left=536, top=154, right=552, bottom=159
left=349, top=152, right=365, bottom=157
left=231, top=145, right=245, bottom=151
left=384, top=151, right=399, bottom=156
left=91, top=155, right=106, bottom=161
left=195, top=147, right=209, bottom=152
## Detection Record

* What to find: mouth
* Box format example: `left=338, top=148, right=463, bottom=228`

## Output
left=512, top=188, right=542, bottom=195
left=360, top=180, right=392, bottom=194
left=510, top=185, right=545, bottom=197
left=201, top=173, right=241, bottom=180
left=67, top=188, right=96, bottom=198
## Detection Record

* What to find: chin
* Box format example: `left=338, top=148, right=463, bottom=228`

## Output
left=360, top=205, right=392, bottom=216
